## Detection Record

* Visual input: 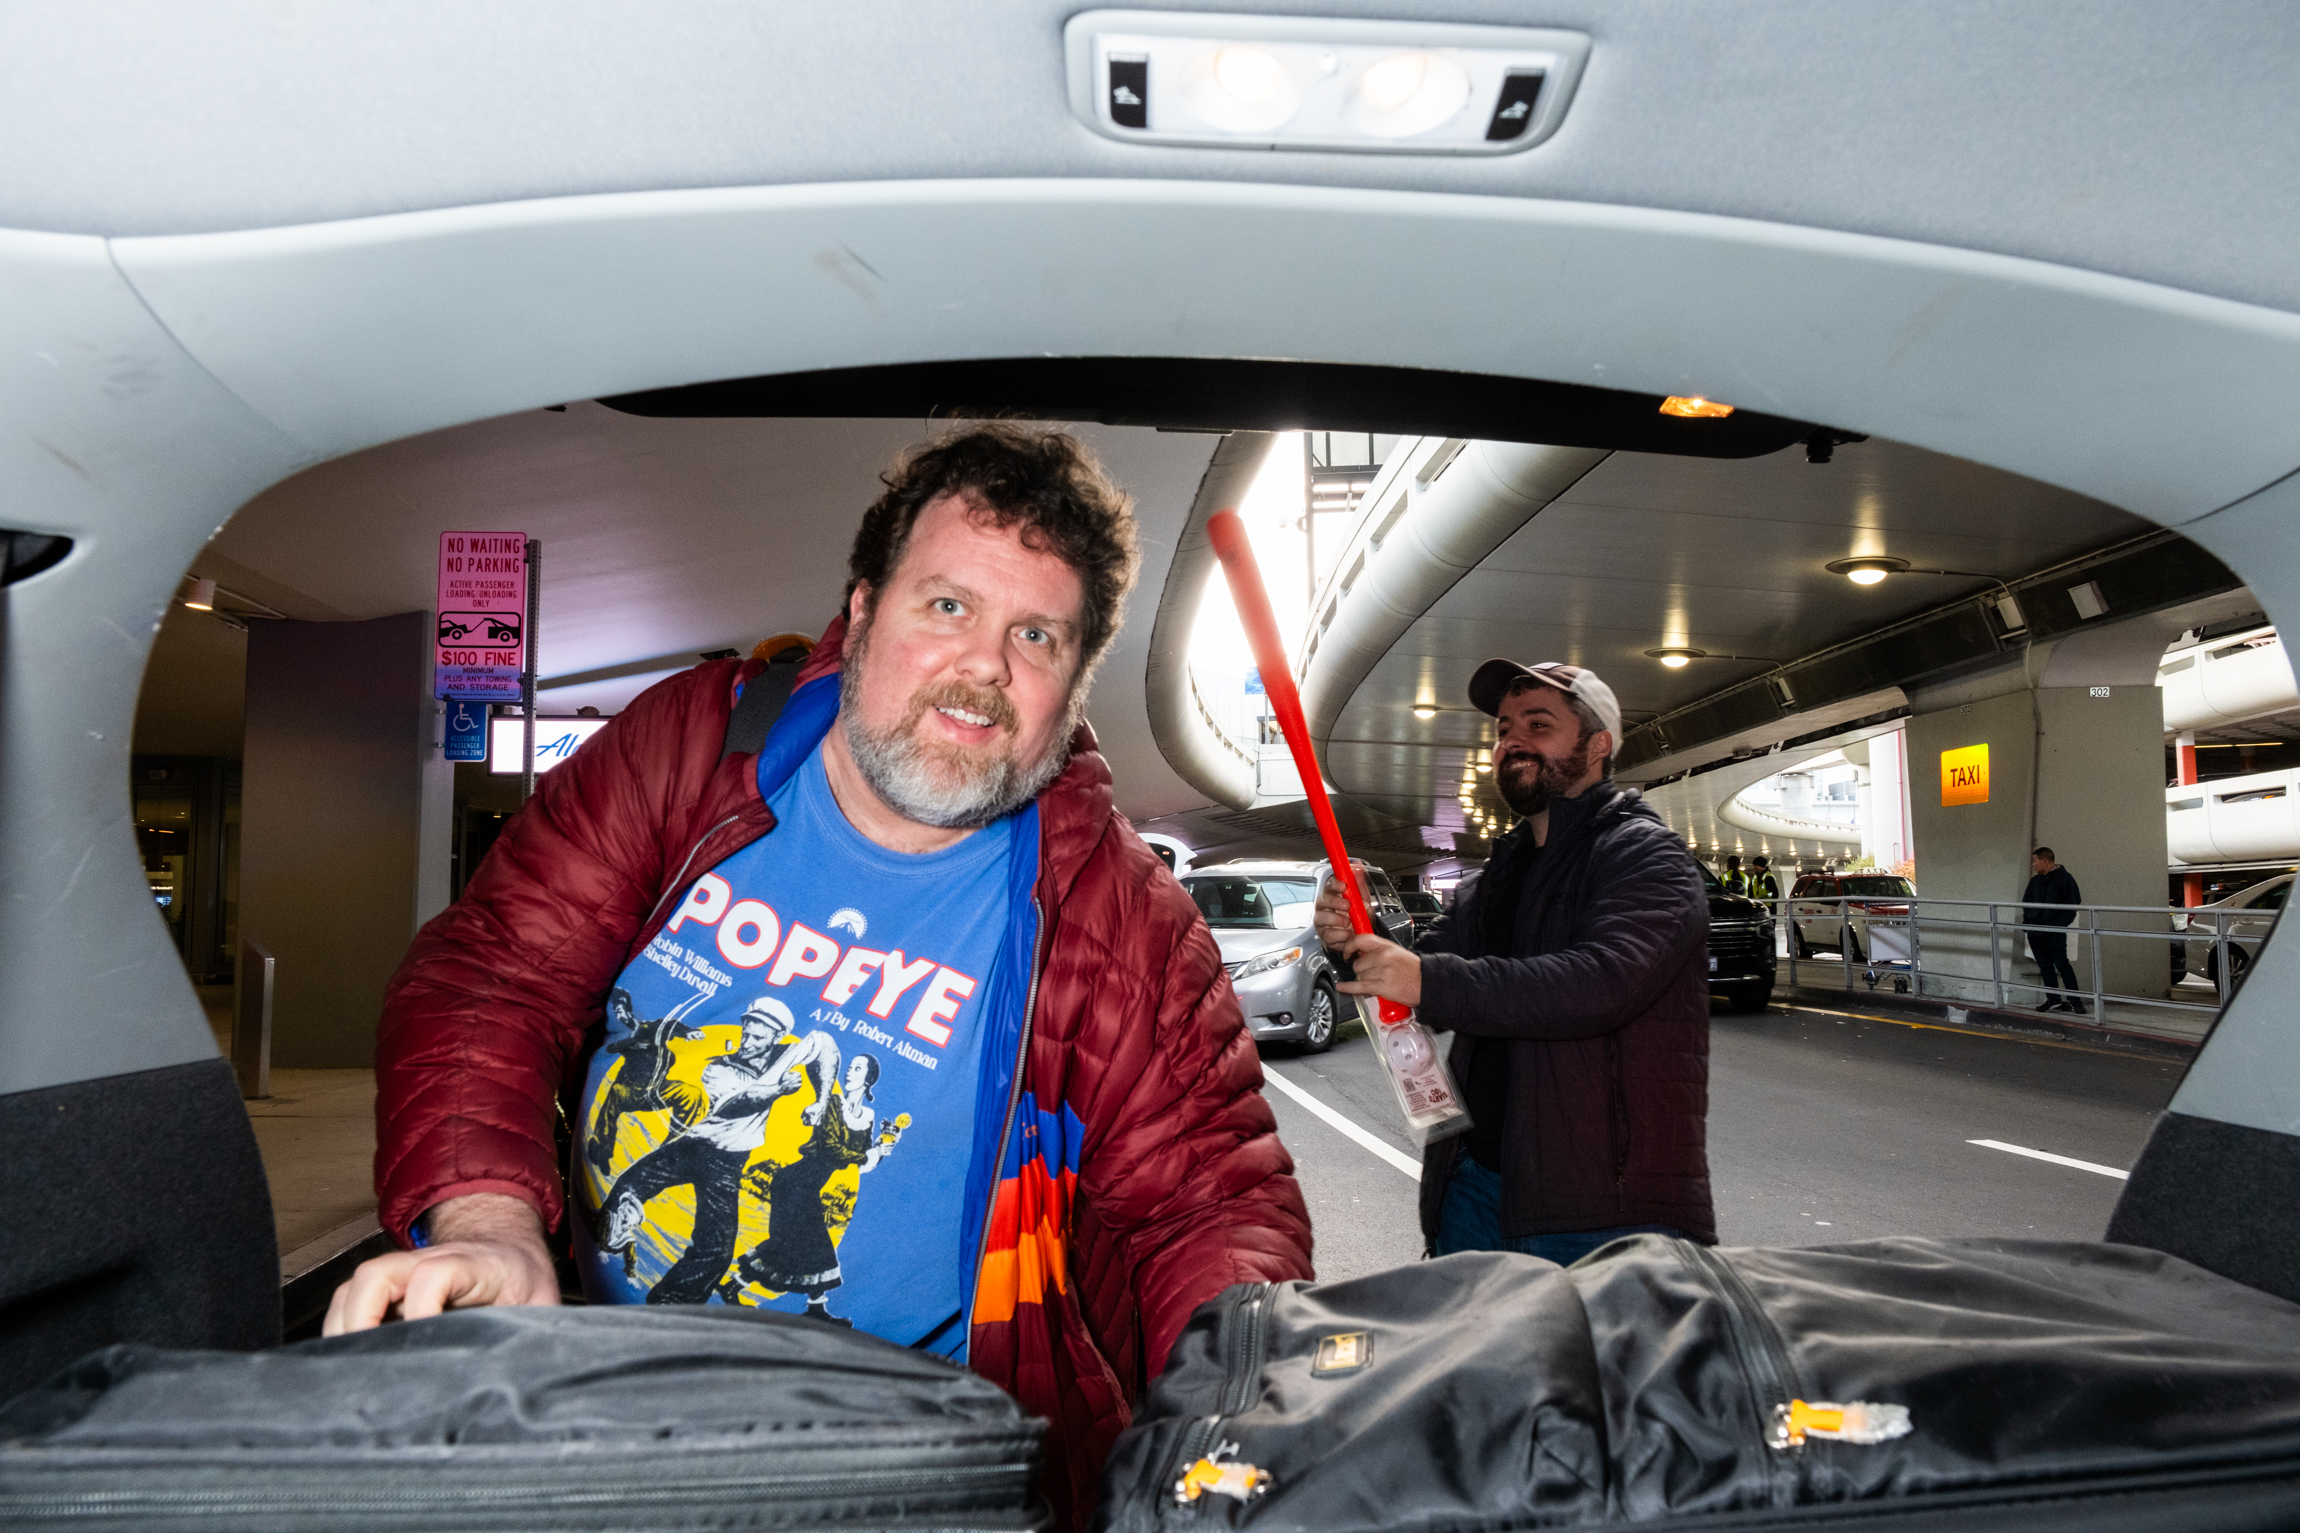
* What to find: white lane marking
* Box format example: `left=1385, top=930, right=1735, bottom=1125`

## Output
left=1262, top=1067, right=1423, bottom=1181
left=1967, top=1139, right=2130, bottom=1180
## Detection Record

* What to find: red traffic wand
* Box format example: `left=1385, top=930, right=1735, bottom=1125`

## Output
left=1205, top=509, right=1468, bottom=1145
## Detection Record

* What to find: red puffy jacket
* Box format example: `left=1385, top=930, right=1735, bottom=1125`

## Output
left=376, top=624, right=1313, bottom=1528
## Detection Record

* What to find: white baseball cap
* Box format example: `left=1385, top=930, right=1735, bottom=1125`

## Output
left=1466, top=659, right=1622, bottom=741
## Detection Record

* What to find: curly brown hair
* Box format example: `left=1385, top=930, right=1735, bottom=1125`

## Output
left=846, top=424, right=1140, bottom=675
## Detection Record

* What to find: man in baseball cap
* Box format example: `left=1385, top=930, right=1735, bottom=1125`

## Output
left=1314, top=656, right=1715, bottom=1262
left=1466, top=659, right=1623, bottom=742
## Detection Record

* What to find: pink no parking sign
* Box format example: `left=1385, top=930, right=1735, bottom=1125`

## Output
left=435, top=530, right=528, bottom=700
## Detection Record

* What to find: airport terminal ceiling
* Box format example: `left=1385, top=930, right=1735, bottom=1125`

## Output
left=144, top=359, right=2223, bottom=874
left=1317, top=438, right=2156, bottom=805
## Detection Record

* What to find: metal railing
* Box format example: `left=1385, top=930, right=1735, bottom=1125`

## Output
left=1763, top=894, right=2267, bottom=1023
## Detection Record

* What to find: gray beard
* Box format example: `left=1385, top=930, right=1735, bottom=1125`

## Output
left=841, top=691, right=1076, bottom=832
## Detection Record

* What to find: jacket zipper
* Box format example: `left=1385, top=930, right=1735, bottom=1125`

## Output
left=638, top=811, right=748, bottom=937
left=1163, top=1282, right=1275, bottom=1510
left=1683, top=1244, right=1805, bottom=1504
left=1608, top=1034, right=1629, bottom=1198
left=3, top=1462, right=1024, bottom=1521
left=969, top=895, right=1047, bottom=1342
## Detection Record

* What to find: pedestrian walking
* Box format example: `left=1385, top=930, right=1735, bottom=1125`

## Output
left=2023, top=847, right=2084, bottom=1013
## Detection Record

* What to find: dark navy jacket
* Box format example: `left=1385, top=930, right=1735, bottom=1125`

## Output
left=2024, top=865, right=2083, bottom=927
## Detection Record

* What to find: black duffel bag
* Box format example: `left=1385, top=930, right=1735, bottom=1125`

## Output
left=0, top=1305, right=1046, bottom=1531
left=1096, top=1237, right=2300, bottom=1530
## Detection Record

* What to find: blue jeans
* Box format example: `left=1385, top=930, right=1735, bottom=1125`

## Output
left=1435, top=1153, right=1682, bottom=1264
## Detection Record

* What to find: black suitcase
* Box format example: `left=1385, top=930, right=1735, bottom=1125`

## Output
left=1095, top=1236, right=2300, bottom=1530
left=0, top=1305, right=1046, bottom=1531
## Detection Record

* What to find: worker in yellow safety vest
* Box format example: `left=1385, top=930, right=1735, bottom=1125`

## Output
left=1721, top=855, right=1749, bottom=896
left=1747, top=856, right=1781, bottom=904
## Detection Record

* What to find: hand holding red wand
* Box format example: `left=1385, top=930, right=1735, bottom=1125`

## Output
left=1203, top=509, right=1408, bottom=1024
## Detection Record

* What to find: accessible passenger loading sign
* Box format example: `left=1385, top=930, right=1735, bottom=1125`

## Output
left=435, top=531, right=527, bottom=700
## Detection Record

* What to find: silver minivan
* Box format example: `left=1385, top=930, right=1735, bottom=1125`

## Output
left=1182, top=859, right=1415, bottom=1053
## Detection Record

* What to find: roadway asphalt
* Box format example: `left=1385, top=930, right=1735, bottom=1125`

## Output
left=1256, top=998, right=2187, bottom=1283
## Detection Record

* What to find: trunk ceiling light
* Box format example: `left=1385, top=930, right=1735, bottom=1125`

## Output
left=1348, top=52, right=1472, bottom=140
left=1182, top=46, right=1299, bottom=133
left=1068, top=11, right=1589, bottom=154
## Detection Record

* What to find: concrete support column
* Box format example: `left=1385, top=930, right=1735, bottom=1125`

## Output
left=1906, top=682, right=2170, bottom=1006
left=1849, top=727, right=1913, bottom=872
left=238, top=612, right=453, bottom=1068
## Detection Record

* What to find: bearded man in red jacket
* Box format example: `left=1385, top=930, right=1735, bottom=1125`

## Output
left=327, top=425, right=1313, bottom=1525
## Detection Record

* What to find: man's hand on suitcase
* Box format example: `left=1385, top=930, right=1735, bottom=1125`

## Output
left=325, top=1192, right=561, bottom=1334
left=1314, top=861, right=1422, bottom=1009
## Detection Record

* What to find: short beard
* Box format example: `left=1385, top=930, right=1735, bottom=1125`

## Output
left=840, top=616, right=1079, bottom=831
left=1494, top=733, right=1595, bottom=819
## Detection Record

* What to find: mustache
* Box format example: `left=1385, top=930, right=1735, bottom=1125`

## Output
left=899, top=680, right=1019, bottom=738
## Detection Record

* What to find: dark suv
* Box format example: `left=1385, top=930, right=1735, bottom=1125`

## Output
left=1398, top=888, right=1445, bottom=938
left=1700, top=864, right=1778, bottom=1012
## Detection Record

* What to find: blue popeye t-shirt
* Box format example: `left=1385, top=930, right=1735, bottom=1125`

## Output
left=573, top=741, right=1010, bottom=1357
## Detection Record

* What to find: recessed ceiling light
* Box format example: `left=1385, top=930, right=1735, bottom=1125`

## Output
left=1660, top=396, right=1735, bottom=419
left=1180, top=45, right=1299, bottom=132
left=1827, top=556, right=1910, bottom=586
left=1413, top=705, right=1437, bottom=719
left=1346, top=51, right=1472, bottom=139
left=1646, top=646, right=1707, bottom=668
left=1477, top=761, right=1491, bottom=773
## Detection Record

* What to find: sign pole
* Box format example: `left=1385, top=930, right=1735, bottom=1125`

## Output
left=521, top=539, right=542, bottom=803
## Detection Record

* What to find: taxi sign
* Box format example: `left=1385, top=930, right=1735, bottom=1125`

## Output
left=436, top=530, right=527, bottom=699
left=1940, top=743, right=1990, bottom=806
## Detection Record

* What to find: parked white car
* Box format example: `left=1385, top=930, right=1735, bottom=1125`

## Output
left=2177, top=873, right=2292, bottom=989
left=1787, top=872, right=1916, bottom=961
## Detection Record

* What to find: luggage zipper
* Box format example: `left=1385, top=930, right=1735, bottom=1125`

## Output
left=1163, top=1282, right=1275, bottom=1510
left=1, top=1462, right=1026, bottom=1522
left=1682, top=1245, right=1806, bottom=1496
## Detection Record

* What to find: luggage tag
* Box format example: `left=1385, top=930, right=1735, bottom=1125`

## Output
left=1768, top=1399, right=1913, bottom=1448
left=1176, top=1442, right=1273, bottom=1506
left=1360, top=994, right=1471, bottom=1148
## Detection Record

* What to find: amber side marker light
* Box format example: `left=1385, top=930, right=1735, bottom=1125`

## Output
left=1660, top=396, right=1736, bottom=419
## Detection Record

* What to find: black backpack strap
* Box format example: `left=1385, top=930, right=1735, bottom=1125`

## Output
left=720, top=645, right=811, bottom=761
